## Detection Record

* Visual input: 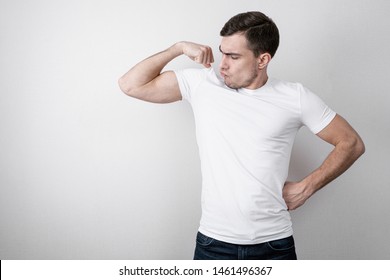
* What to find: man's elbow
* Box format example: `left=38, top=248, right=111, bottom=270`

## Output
left=118, top=77, right=129, bottom=95
left=355, top=137, right=365, bottom=158
left=351, top=135, right=366, bottom=160
left=118, top=77, right=134, bottom=96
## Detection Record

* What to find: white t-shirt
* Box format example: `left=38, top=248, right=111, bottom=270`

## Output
left=175, top=67, right=336, bottom=244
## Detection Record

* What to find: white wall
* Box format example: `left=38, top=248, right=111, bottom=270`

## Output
left=1, top=0, right=389, bottom=259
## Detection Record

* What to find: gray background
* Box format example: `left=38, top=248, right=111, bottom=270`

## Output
left=1, top=0, right=389, bottom=259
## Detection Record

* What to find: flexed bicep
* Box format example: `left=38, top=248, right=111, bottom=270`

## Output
left=119, top=42, right=212, bottom=103
left=133, top=71, right=182, bottom=103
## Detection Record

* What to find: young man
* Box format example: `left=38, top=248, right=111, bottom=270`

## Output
left=118, top=11, right=365, bottom=260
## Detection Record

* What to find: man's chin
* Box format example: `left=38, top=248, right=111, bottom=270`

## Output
left=225, top=82, right=240, bottom=90
left=223, top=79, right=238, bottom=89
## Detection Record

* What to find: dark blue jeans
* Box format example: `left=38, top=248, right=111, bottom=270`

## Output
left=194, top=232, right=297, bottom=260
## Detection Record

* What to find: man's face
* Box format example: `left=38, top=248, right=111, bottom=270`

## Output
left=219, top=33, right=260, bottom=90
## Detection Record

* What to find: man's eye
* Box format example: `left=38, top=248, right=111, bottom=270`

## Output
left=231, top=56, right=239, bottom=60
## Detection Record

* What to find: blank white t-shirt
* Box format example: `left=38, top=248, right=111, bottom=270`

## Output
left=175, top=67, right=336, bottom=244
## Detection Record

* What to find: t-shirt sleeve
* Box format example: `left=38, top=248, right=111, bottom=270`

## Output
left=174, top=68, right=208, bottom=103
left=299, top=84, right=336, bottom=134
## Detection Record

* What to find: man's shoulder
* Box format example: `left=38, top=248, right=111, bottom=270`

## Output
left=268, top=77, right=303, bottom=93
left=175, top=67, right=212, bottom=77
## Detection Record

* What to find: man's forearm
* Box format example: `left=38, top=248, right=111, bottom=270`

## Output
left=283, top=137, right=364, bottom=210
left=302, top=136, right=365, bottom=196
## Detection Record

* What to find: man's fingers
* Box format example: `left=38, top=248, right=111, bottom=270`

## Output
left=204, top=46, right=214, bottom=65
left=203, top=48, right=213, bottom=68
left=187, top=43, right=214, bottom=67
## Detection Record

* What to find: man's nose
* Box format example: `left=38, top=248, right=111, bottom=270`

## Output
left=220, top=55, right=229, bottom=70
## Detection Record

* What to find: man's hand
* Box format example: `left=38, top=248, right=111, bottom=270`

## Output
left=179, top=41, right=214, bottom=68
left=283, top=181, right=313, bottom=211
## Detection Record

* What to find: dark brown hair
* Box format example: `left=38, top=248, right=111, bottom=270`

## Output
left=220, top=11, right=280, bottom=58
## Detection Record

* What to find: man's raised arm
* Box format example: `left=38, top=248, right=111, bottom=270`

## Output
left=118, top=41, right=214, bottom=103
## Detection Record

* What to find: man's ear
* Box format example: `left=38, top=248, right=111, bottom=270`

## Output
left=258, top=53, right=272, bottom=69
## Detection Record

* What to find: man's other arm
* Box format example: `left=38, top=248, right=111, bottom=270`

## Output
left=283, top=114, right=365, bottom=210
